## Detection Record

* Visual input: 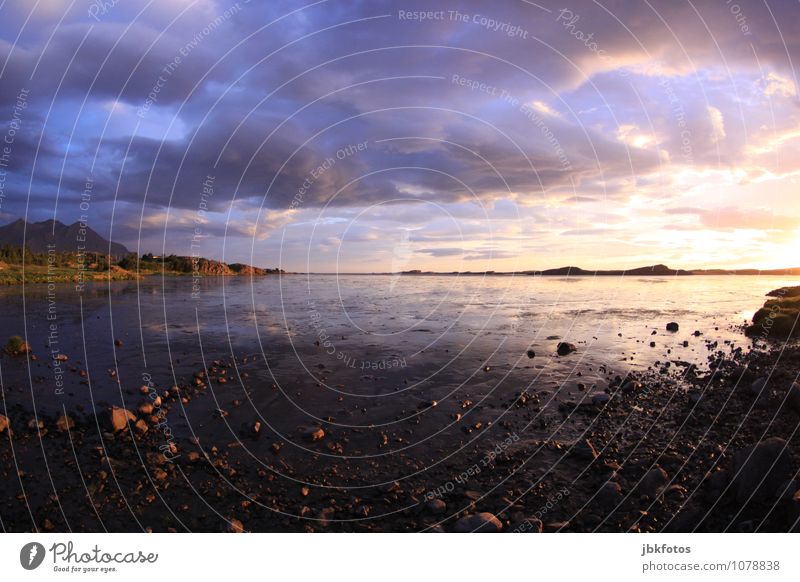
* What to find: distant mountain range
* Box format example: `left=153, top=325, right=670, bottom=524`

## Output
left=0, top=219, right=129, bottom=258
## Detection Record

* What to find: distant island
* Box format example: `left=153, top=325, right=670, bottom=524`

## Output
left=0, top=219, right=283, bottom=285
left=354, top=264, right=800, bottom=277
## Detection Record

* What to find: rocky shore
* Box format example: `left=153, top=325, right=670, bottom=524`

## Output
left=1, top=286, right=798, bottom=533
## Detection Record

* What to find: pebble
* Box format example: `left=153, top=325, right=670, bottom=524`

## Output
left=302, top=426, right=325, bottom=442
left=55, top=414, right=75, bottom=432
left=426, top=499, right=446, bottom=515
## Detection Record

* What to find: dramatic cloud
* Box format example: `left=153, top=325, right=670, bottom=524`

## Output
left=1, top=0, right=798, bottom=270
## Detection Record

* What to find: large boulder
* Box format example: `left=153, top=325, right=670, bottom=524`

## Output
left=732, top=437, right=792, bottom=504
left=454, top=512, right=502, bottom=533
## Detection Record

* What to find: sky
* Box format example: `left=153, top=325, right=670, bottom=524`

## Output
left=0, top=0, right=799, bottom=272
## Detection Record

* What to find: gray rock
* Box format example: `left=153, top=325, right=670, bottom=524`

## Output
left=557, top=342, right=577, bottom=356
left=302, top=426, right=325, bottom=442
left=454, top=512, right=502, bottom=533
left=591, top=392, right=610, bottom=405
left=108, top=407, right=136, bottom=432
left=596, top=481, right=623, bottom=508
left=426, top=499, right=446, bottom=515
left=732, top=437, right=792, bottom=503
left=640, top=465, right=669, bottom=498
left=621, top=380, right=643, bottom=393
left=706, top=469, right=730, bottom=500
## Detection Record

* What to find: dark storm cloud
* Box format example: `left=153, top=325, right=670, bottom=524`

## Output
left=0, top=0, right=798, bottom=254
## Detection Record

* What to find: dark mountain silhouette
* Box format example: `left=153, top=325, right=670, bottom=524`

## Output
left=0, top=219, right=128, bottom=258
left=533, top=264, right=694, bottom=276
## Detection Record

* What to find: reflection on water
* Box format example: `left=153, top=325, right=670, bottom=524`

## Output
left=0, top=274, right=794, bottom=420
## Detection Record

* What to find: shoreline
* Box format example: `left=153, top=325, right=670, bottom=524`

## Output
left=0, top=285, right=798, bottom=532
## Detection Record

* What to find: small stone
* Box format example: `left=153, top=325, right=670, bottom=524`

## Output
left=591, top=392, right=610, bottom=405
left=134, top=419, right=149, bottom=435
left=302, top=426, right=325, bottom=442
left=621, top=380, right=642, bottom=393
left=557, top=342, right=577, bottom=356
left=640, top=465, right=669, bottom=498
left=0, top=414, right=10, bottom=434
left=454, top=512, right=502, bottom=533
left=55, top=414, right=75, bottom=432
left=426, top=499, right=446, bottom=514
left=666, top=322, right=680, bottom=332
left=227, top=517, right=245, bottom=533
left=138, top=403, right=154, bottom=415
left=526, top=349, right=536, bottom=359
left=114, top=339, right=123, bottom=347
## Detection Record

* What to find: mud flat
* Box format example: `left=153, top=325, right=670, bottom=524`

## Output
left=1, top=285, right=799, bottom=532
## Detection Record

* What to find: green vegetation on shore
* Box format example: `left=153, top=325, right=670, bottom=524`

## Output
left=0, top=246, right=281, bottom=285
left=746, top=285, right=800, bottom=340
